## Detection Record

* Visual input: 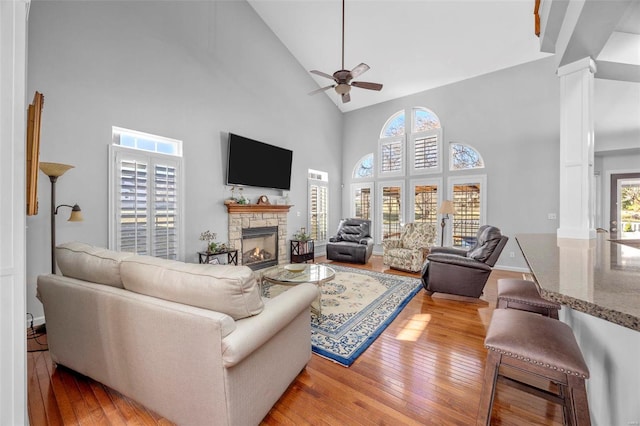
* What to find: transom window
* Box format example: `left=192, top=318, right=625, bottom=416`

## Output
left=450, top=142, right=484, bottom=170
left=381, top=110, right=405, bottom=137
left=353, top=153, right=374, bottom=179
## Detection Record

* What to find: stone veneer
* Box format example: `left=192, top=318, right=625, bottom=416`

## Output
left=226, top=204, right=292, bottom=267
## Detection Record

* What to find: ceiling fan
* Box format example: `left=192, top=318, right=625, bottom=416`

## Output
left=308, top=0, right=383, bottom=104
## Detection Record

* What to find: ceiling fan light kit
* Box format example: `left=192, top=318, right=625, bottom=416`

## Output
left=308, top=0, right=383, bottom=104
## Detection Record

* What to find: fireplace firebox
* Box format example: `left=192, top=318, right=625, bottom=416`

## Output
left=241, top=226, right=278, bottom=270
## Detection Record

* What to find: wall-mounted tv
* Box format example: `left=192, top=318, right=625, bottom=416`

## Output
left=226, top=133, right=293, bottom=191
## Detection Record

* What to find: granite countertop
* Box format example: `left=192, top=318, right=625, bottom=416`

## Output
left=516, top=233, right=640, bottom=331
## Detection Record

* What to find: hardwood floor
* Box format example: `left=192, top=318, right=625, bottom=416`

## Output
left=28, top=256, right=563, bottom=425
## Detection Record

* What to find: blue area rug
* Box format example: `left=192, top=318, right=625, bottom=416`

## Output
left=262, top=265, right=422, bottom=367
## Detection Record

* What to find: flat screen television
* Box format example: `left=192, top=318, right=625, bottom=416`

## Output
left=226, top=133, right=293, bottom=191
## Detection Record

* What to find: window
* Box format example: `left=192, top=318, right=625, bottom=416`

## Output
left=353, top=153, right=374, bottom=179
left=450, top=142, right=484, bottom=170
left=377, top=181, right=404, bottom=242
left=351, top=183, right=373, bottom=220
left=351, top=106, right=488, bottom=248
left=308, top=169, right=329, bottom=243
left=410, top=108, right=442, bottom=175
left=109, top=127, right=183, bottom=259
left=379, top=111, right=405, bottom=177
left=410, top=178, right=441, bottom=226
left=448, top=175, right=487, bottom=247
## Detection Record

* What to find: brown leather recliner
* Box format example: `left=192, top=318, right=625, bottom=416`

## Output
left=421, top=225, right=508, bottom=298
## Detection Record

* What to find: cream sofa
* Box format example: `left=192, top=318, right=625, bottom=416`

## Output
left=37, top=242, right=318, bottom=426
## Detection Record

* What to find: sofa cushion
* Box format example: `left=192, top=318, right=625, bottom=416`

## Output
left=56, top=242, right=134, bottom=288
left=120, top=255, right=264, bottom=320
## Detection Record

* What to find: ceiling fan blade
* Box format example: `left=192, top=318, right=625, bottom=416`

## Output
left=341, top=92, right=351, bottom=103
left=351, top=81, right=383, bottom=91
left=308, top=84, right=335, bottom=96
left=350, top=63, right=370, bottom=79
left=310, top=70, right=336, bottom=81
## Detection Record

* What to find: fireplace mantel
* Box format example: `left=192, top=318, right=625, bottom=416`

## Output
left=225, top=204, right=292, bottom=214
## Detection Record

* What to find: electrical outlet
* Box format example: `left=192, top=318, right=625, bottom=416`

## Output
left=509, top=251, right=515, bottom=258
left=548, top=213, right=557, bottom=220
left=296, top=211, right=301, bottom=217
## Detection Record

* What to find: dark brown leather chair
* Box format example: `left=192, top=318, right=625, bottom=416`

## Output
left=421, top=225, right=508, bottom=298
left=326, top=218, right=374, bottom=264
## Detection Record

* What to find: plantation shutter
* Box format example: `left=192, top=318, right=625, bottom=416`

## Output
left=309, top=184, right=328, bottom=242
left=414, top=134, right=438, bottom=170
left=380, top=139, right=403, bottom=173
left=113, top=148, right=181, bottom=259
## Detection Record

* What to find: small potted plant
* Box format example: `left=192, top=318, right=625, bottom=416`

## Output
left=200, top=230, right=218, bottom=253
left=293, top=227, right=311, bottom=242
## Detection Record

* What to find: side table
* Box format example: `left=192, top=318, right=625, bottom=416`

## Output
left=290, top=239, right=314, bottom=263
left=198, top=249, right=238, bottom=265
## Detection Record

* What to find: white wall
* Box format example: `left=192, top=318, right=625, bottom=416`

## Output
left=0, top=0, right=28, bottom=423
left=342, top=57, right=562, bottom=270
left=594, top=79, right=640, bottom=153
left=26, top=0, right=343, bottom=321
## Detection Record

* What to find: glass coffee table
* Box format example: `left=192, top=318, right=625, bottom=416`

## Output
left=260, top=263, right=335, bottom=315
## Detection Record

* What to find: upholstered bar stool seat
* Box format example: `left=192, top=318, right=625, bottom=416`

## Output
left=477, top=309, right=590, bottom=425
left=497, top=278, right=561, bottom=319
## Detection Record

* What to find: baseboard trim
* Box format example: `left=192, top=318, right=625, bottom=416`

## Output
left=26, top=314, right=45, bottom=329
left=493, top=265, right=530, bottom=273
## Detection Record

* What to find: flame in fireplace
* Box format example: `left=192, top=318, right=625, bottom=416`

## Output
left=252, top=247, right=263, bottom=260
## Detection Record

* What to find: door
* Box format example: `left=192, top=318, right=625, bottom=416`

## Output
left=610, top=173, right=640, bottom=239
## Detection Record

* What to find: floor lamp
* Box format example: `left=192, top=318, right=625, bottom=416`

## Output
left=437, top=200, right=457, bottom=246
left=40, top=162, right=83, bottom=274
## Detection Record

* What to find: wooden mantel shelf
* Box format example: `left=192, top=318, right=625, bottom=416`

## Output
left=225, top=203, right=293, bottom=213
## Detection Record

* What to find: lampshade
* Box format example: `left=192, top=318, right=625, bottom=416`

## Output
left=437, top=200, right=457, bottom=215
left=39, top=162, right=74, bottom=178
left=67, top=204, right=84, bottom=222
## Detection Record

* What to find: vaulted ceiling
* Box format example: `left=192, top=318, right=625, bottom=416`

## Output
left=248, top=0, right=640, bottom=113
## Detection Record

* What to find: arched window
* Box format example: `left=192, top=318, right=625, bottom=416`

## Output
left=450, top=143, right=484, bottom=170
left=378, top=110, right=405, bottom=177
left=413, top=108, right=441, bottom=132
left=380, top=110, right=405, bottom=138
left=353, top=153, right=374, bottom=179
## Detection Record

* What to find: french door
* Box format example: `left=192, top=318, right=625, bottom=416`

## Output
left=610, top=173, right=640, bottom=239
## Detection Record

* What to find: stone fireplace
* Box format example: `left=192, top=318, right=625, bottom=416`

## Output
left=227, top=204, right=291, bottom=269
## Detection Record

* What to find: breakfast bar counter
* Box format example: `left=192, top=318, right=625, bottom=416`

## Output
left=515, top=233, right=640, bottom=331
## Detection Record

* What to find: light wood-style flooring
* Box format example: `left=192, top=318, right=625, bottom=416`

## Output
left=28, top=255, right=563, bottom=425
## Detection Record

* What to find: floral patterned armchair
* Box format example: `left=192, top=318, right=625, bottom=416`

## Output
left=383, top=223, right=437, bottom=272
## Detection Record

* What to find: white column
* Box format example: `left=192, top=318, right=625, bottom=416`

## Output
left=557, top=57, right=597, bottom=240
left=0, top=1, right=28, bottom=424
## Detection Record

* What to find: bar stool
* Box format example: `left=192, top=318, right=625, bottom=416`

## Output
left=477, top=309, right=590, bottom=425
left=497, top=278, right=561, bottom=319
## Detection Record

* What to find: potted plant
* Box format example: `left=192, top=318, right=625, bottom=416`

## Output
left=292, top=227, right=311, bottom=242
left=199, top=230, right=218, bottom=253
